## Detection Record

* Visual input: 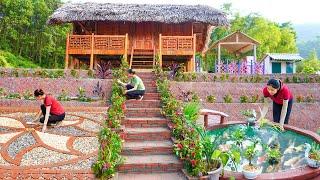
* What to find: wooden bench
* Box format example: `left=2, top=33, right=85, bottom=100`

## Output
left=200, top=109, right=229, bottom=128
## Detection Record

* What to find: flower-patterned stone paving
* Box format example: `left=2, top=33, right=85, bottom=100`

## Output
left=0, top=112, right=105, bottom=179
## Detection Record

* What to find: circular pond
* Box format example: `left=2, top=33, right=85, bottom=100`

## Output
left=207, top=123, right=320, bottom=179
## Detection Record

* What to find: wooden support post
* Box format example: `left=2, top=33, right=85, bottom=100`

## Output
left=90, top=33, right=94, bottom=70
left=159, top=34, right=162, bottom=68
left=65, top=33, right=70, bottom=69
left=204, top=114, right=208, bottom=128
left=192, top=34, right=196, bottom=72
left=124, top=33, right=128, bottom=63
left=218, top=43, right=221, bottom=73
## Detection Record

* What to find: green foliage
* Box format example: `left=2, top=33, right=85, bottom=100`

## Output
left=5, top=92, right=21, bottom=99
left=70, top=69, right=79, bottom=78
left=297, top=49, right=320, bottom=74
left=0, top=0, right=71, bottom=68
left=223, top=94, right=233, bottom=103
left=240, top=95, right=249, bottom=103
left=244, top=141, right=259, bottom=166
left=87, top=69, right=94, bottom=78
left=266, top=147, right=281, bottom=164
left=206, top=95, right=216, bottom=103
left=23, top=90, right=35, bottom=100
left=309, top=142, right=320, bottom=161
left=92, top=128, right=123, bottom=179
left=57, top=89, right=70, bottom=101
left=77, top=87, right=91, bottom=102
left=0, top=51, right=38, bottom=68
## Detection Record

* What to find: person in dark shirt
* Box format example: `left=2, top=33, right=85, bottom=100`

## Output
left=32, top=89, right=65, bottom=132
left=260, top=78, right=293, bottom=129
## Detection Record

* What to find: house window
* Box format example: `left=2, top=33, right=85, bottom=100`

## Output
left=272, top=62, right=281, bottom=73
left=286, top=62, right=293, bottom=74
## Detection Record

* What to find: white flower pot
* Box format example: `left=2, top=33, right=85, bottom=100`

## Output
left=242, top=164, right=262, bottom=179
left=207, top=162, right=223, bottom=180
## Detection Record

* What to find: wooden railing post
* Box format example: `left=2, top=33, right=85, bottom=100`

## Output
left=65, top=33, right=70, bottom=69
left=159, top=34, right=162, bottom=68
left=90, top=33, right=94, bottom=70
left=124, top=33, right=128, bottom=62
left=192, top=34, right=196, bottom=72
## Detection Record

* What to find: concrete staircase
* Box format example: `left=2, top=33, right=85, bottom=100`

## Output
left=118, top=72, right=184, bottom=179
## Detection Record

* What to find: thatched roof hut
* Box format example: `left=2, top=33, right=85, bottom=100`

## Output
left=47, top=2, right=228, bottom=26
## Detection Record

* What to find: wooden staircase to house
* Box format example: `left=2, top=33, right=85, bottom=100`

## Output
left=130, top=48, right=155, bottom=69
left=118, top=72, right=184, bottom=179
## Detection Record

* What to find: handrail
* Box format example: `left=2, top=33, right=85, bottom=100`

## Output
left=160, top=35, right=194, bottom=51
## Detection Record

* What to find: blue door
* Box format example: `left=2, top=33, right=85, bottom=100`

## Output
left=272, top=62, right=281, bottom=73
left=286, top=62, right=293, bottom=74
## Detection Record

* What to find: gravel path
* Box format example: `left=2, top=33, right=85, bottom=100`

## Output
left=73, top=137, right=99, bottom=154
left=7, top=133, right=36, bottom=159
left=20, top=147, right=77, bottom=166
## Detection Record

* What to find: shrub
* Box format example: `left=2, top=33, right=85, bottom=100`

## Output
left=70, top=69, right=79, bottom=78
left=96, top=62, right=112, bottom=79
left=296, top=95, right=304, bottom=103
left=11, top=69, right=19, bottom=77
left=87, top=69, right=94, bottom=78
left=240, top=95, right=249, bottom=103
left=6, top=92, right=21, bottom=99
left=77, top=87, right=91, bottom=102
left=92, top=81, right=105, bottom=99
left=305, top=95, right=315, bottom=103
left=23, top=90, right=35, bottom=100
left=250, top=94, right=259, bottom=103
left=206, top=95, right=216, bottom=103
left=57, top=89, right=70, bottom=101
left=223, top=94, right=233, bottom=103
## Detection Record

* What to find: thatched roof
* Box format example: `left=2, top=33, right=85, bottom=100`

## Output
left=47, top=2, right=228, bottom=26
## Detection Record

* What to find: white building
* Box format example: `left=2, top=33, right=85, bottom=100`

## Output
left=261, top=53, right=303, bottom=74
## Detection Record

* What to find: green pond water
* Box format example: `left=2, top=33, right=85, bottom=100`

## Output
left=207, top=124, right=317, bottom=173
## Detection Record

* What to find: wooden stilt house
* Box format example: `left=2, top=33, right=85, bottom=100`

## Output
left=48, top=3, right=228, bottom=71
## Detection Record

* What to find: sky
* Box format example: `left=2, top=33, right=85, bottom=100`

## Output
left=65, top=0, right=320, bottom=25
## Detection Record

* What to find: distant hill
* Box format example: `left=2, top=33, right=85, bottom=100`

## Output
left=294, top=23, right=320, bottom=42
left=294, top=24, right=320, bottom=58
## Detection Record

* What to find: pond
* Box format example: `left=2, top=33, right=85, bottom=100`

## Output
left=208, top=124, right=317, bottom=173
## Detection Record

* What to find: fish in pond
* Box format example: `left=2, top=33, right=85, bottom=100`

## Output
left=294, top=144, right=305, bottom=152
left=284, top=156, right=301, bottom=167
left=284, top=141, right=296, bottom=154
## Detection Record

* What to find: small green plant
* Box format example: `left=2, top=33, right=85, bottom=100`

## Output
left=23, top=90, right=35, bottom=100
left=87, top=69, right=94, bottom=78
left=0, top=88, right=5, bottom=97
left=57, top=89, right=70, bottom=101
left=241, top=109, right=256, bottom=118
left=6, top=92, right=21, bottom=99
left=244, top=140, right=259, bottom=166
left=11, top=68, right=19, bottom=77
left=305, top=95, right=315, bottom=103
left=219, top=74, right=226, bottom=81
left=77, top=87, right=91, bottom=102
left=309, top=142, right=320, bottom=161
left=296, top=95, right=304, bottom=103
left=240, top=95, right=249, bottom=103
left=71, top=69, right=79, bottom=78
left=22, top=69, right=30, bottom=77
left=231, top=128, right=245, bottom=147
left=213, top=75, right=217, bottom=82
left=266, top=147, right=281, bottom=164
left=223, top=94, right=233, bottom=103
left=206, top=95, right=216, bottom=103
left=250, top=94, right=259, bottom=103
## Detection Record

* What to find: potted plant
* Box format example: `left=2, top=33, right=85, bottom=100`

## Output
left=241, top=109, right=257, bottom=125
left=305, top=142, right=320, bottom=168
left=266, top=147, right=281, bottom=165
left=242, top=140, right=262, bottom=179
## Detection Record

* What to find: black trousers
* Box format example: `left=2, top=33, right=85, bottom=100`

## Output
left=40, top=104, right=65, bottom=124
left=126, top=84, right=145, bottom=99
left=273, top=99, right=293, bottom=124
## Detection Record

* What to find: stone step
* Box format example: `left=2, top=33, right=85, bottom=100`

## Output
left=117, top=172, right=186, bottom=179
left=123, top=117, right=168, bottom=128
left=122, top=140, right=173, bottom=155
left=126, top=108, right=162, bottom=118
left=118, top=155, right=182, bottom=173
left=143, top=93, right=160, bottom=100
left=126, top=100, right=161, bottom=108
left=125, top=127, right=171, bottom=141
left=145, top=87, right=158, bottom=93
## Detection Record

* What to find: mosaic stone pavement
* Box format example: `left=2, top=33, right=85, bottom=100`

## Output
left=0, top=112, right=106, bottom=179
